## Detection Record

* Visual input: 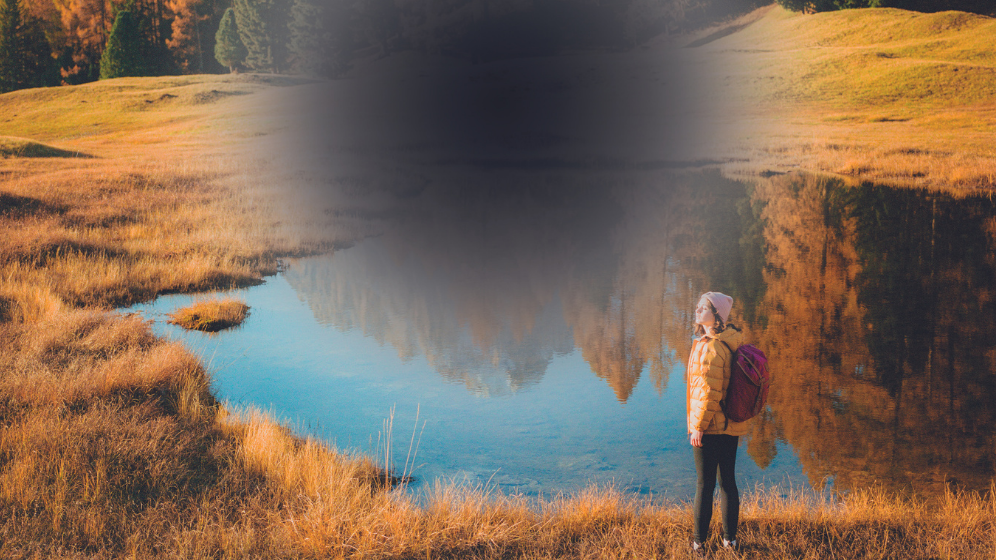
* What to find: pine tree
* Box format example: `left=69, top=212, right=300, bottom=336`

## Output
left=214, top=7, right=245, bottom=72
left=290, top=0, right=352, bottom=77
left=127, top=0, right=176, bottom=76
left=233, top=0, right=290, bottom=73
left=99, top=10, right=145, bottom=78
left=19, top=14, right=58, bottom=88
left=0, top=0, right=23, bottom=93
left=0, top=0, right=55, bottom=92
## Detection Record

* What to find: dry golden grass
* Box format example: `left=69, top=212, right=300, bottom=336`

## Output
left=2, top=307, right=993, bottom=559
left=693, top=5, right=996, bottom=193
left=167, top=297, right=250, bottom=332
left=0, top=311, right=992, bottom=559
left=1, top=72, right=994, bottom=557
left=0, top=75, right=348, bottom=322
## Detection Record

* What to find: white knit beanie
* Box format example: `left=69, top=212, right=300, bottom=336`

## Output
left=703, top=292, right=733, bottom=323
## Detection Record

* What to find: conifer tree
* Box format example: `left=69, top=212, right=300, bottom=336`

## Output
left=290, top=0, right=351, bottom=77
left=0, top=0, right=23, bottom=92
left=99, top=10, right=144, bottom=79
left=233, top=0, right=290, bottom=73
left=18, top=14, right=58, bottom=88
left=214, top=7, right=246, bottom=72
left=0, top=0, right=55, bottom=92
left=129, top=0, right=176, bottom=76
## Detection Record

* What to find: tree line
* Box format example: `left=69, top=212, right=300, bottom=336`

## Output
left=776, top=0, right=993, bottom=14
left=2, top=0, right=992, bottom=94
left=0, top=0, right=358, bottom=91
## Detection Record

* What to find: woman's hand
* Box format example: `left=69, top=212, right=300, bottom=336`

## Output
left=690, top=430, right=704, bottom=447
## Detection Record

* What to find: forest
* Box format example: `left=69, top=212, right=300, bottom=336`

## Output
left=2, top=0, right=992, bottom=94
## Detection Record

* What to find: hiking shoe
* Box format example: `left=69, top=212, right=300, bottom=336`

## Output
left=691, top=541, right=707, bottom=556
left=722, top=538, right=738, bottom=551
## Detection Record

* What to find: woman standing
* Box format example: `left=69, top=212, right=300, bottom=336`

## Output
left=687, top=292, right=748, bottom=554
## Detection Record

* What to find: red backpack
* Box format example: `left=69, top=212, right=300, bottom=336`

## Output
left=719, top=341, right=770, bottom=423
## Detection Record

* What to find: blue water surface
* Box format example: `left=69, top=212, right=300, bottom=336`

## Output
left=124, top=254, right=811, bottom=502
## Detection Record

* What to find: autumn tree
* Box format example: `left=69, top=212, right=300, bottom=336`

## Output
left=168, top=0, right=226, bottom=73
left=55, top=0, right=112, bottom=83
left=22, top=0, right=65, bottom=84
left=23, top=0, right=65, bottom=46
left=213, top=6, right=244, bottom=72
left=167, top=0, right=203, bottom=72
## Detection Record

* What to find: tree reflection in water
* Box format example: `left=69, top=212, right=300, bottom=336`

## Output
left=754, top=175, right=996, bottom=496
left=285, top=170, right=996, bottom=496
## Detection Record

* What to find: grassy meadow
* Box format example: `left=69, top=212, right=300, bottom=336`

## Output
left=1, top=9, right=996, bottom=558
left=698, top=5, right=996, bottom=192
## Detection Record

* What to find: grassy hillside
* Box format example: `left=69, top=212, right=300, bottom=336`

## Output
left=696, top=5, right=996, bottom=191
left=0, top=75, right=333, bottom=318
left=0, top=75, right=290, bottom=149
left=723, top=7, right=996, bottom=109
left=0, top=136, right=88, bottom=158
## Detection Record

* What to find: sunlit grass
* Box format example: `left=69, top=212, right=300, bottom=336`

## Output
left=0, top=75, right=288, bottom=145
left=167, top=297, right=250, bottom=332
left=0, top=80, right=340, bottom=318
left=700, top=5, right=996, bottom=192
left=2, top=306, right=993, bottom=559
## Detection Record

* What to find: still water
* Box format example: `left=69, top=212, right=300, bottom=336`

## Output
left=124, top=171, right=996, bottom=500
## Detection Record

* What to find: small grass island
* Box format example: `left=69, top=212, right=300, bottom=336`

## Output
left=167, top=298, right=250, bottom=332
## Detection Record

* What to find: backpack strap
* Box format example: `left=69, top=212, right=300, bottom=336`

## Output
left=718, top=340, right=734, bottom=431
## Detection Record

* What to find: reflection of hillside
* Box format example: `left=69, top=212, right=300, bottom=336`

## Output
left=749, top=174, right=996, bottom=495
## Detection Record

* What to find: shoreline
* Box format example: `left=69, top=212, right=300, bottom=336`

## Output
left=713, top=107, right=996, bottom=194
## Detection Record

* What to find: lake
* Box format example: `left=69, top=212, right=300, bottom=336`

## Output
left=124, top=170, right=996, bottom=501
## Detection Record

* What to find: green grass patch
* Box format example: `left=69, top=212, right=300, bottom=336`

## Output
left=806, top=54, right=996, bottom=109
left=0, top=75, right=303, bottom=144
left=715, top=7, right=996, bottom=113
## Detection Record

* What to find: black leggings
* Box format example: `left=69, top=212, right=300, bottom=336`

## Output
left=693, top=434, right=740, bottom=543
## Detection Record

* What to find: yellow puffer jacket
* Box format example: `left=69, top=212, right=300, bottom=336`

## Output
left=686, top=327, right=749, bottom=436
